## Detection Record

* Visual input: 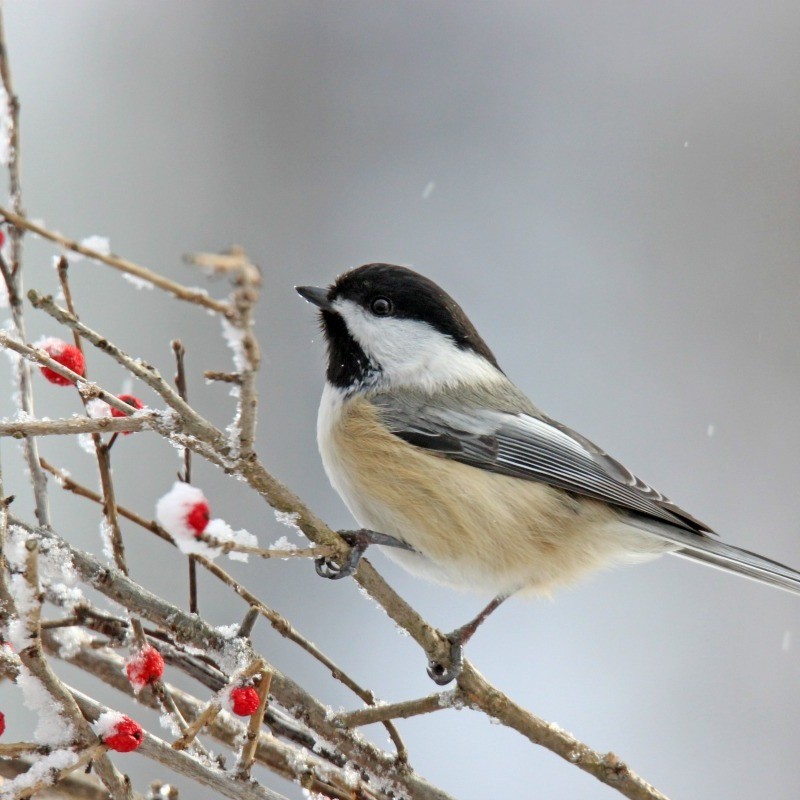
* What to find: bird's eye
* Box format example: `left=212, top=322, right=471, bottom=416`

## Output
left=370, top=296, right=393, bottom=316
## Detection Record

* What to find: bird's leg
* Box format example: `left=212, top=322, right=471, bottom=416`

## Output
left=427, top=593, right=510, bottom=685
left=315, top=528, right=414, bottom=579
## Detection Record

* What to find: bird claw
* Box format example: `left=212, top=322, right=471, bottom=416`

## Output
left=314, top=531, right=367, bottom=580
left=426, top=631, right=466, bottom=685
left=314, top=555, right=351, bottom=580
left=314, top=529, right=413, bottom=581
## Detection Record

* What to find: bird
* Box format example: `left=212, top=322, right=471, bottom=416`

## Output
left=297, top=263, right=800, bottom=683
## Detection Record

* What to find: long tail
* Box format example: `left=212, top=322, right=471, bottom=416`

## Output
left=629, top=518, right=800, bottom=596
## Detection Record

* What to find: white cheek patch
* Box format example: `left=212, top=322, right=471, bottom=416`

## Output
left=333, top=298, right=503, bottom=391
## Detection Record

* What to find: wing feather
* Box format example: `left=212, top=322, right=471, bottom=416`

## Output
left=371, top=390, right=712, bottom=534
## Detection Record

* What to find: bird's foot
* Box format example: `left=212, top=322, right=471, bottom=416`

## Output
left=314, top=529, right=413, bottom=580
left=426, top=627, right=468, bottom=685
left=425, top=593, right=510, bottom=684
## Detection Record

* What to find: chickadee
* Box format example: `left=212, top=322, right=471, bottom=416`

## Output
left=297, top=264, right=800, bottom=683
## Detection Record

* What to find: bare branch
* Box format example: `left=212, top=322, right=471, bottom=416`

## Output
left=338, top=692, right=453, bottom=728
left=236, top=666, right=273, bottom=779
left=0, top=15, right=50, bottom=526
left=0, top=8, right=23, bottom=269
left=0, top=415, right=151, bottom=437
left=0, top=206, right=231, bottom=314
left=171, top=340, right=192, bottom=484
left=186, top=247, right=261, bottom=458
left=0, top=297, right=51, bottom=526
left=171, top=339, right=198, bottom=614
left=204, top=370, right=242, bottom=384
left=237, top=606, right=260, bottom=638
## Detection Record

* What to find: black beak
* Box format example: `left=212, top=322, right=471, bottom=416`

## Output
left=295, top=285, right=333, bottom=312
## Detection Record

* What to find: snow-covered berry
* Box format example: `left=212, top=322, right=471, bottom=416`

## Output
left=125, top=645, right=164, bottom=689
left=186, top=502, right=210, bottom=535
left=229, top=686, right=260, bottom=716
left=0, top=711, right=5, bottom=737
left=111, top=394, right=144, bottom=435
left=100, top=715, right=143, bottom=753
left=39, top=338, right=85, bottom=385
left=156, top=482, right=210, bottom=540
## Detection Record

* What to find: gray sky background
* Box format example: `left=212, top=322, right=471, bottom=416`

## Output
left=2, top=3, right=800, bottom=799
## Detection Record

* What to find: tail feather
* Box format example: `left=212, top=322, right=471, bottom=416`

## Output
left=629, top=518, right=800, bottom=596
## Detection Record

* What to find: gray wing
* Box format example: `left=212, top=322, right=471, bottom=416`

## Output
left=370, top=390, right=800, bottom=596
left=370, top=391, right=713, bottom=534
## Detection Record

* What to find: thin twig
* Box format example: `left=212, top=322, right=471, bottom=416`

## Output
left=0, top=18, right=51, bottom=526
left=56, top=255, right=83, bottom=353
left=0, top=415, right=151, bottom=437
left=204, top=370, right=242, bottom=384
left=337, top=692, right=453, bottom=728
left=0, top=206, right=231, bottom=314
left=39, top=457, right=174, bottom=546
left=95, top=441, right=129, bottom=575
left=172, top=339, right=198, bottom=615
left=236, top=667, right=273, bottom=779
left=40, top=614, right=80, bottom=630
left=0, top=264, right=50, bottom=526
left=186, top=248, right=261, bottom=459
left=171, top=340, right=191, bottom=484
left=237, top=606, right=260, bottom=639
left=0, top=13, right=23, bottom=267
left=72, top=300, right=193, bottom=749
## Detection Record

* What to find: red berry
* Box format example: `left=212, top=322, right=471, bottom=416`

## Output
left=103, top=716, right=143, bottom=753
left=110, top=394, right=144, bottom=417
left=0, top=711, right=5, bottom=737
left=39, top=339, right=85, bottom=385
left=125, top=645, right=164, bottom=689
left=0, top=229, right=5, bottom=248
left=111, top=394, right=144, bottom=435
left=230, top=686, right=260, bottom=716
left=186, top=501, right=210, bottom=537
